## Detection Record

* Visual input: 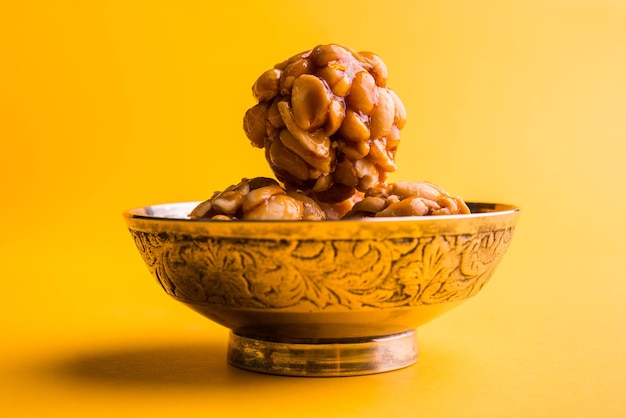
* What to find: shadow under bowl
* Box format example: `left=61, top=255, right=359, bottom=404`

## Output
left=123, top=201, right=520, bottom=376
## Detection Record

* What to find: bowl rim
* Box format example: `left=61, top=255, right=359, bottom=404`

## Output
left=122, top=201, right=520, bottom=223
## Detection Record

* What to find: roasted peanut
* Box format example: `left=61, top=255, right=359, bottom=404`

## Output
left=339, top=140, right=370, bottom=160
left=268, top=138, right=312, bottom=184
left=392, top=181, right=443, bottom=201
left=346, top=70, right=377, bottom=115
left=187, top=198, right=213, bottom=218
left=285, top=190, right=327, bottom=220
left=242, top=184, right=285, bottom=213
left=325, top=98, right=345, bottom=136
left=333, top=158, right=359, bottom=187
left=310, top=44, right=353, bottom=67
left=210, top=215, right=233, bottom=221
left=277, top=101, right=331, bottom=159
left=268, top=97, right=285, bottom=129
left=244, top=194, right=304, bottom=220
left=279, top=57, right=312, bottom=95
left=369, top=88, right=395, bottom=140
left=354, top=158, right=379, bottom=191
left=389, top=89, right=407, bottom=129
left=278, top=129, right=331, bottom=173
left=291, top=74, right=331, bottom=130
left=338, top=109, right=370, bottom=142
left=252, top=68, right=281, bottom=102
left=312, top=173, right=333, bottom=192
left=386, top=125, right=401, bottom=151
left=274, top=50, right=311, bottom=71
left=211, top=190, right=244, bottom=215
left=368, top=139, right=397, bottom=172
left=351, top=196, right=386, bottom=214
left=358, top=51, right=388, bottom=87
left=316, top=65, right=353, bottom=97
left=376, top=197, right=433, bottom=217
left=243, top=102, right=270, bottom=148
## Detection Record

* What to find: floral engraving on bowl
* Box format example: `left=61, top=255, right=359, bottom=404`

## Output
left=130, top=227, right=514, bottom=310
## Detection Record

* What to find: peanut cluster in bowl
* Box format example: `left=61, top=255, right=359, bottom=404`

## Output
left=189, top=177, right=327, bottom=221
left=189, top=177, right=468, bottom=220
left=191, top=44, right=468, bottom=221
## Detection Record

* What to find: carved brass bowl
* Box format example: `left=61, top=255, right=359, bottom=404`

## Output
left=123, top=202, right=519, bottom=376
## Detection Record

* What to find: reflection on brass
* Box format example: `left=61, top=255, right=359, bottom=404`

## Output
left=124, top=201, right=520, bottom=376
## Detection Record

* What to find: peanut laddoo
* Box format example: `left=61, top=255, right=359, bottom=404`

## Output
left=243, top=44, right=406, bottom=203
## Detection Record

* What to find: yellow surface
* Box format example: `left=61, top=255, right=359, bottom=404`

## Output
left=1, top=0, right=625, bottom=416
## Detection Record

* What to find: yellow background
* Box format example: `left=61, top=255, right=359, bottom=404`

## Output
left=1, top=0, right=625, bottom=417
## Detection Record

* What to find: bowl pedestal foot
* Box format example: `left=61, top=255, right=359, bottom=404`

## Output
left=227, top=330, right=418, bottom=377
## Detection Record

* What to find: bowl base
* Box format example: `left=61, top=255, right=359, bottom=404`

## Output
left=227, top=330, right=418, bottom=377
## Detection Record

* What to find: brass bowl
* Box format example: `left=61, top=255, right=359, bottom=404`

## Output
left=123, top=202, right=520, bottom=376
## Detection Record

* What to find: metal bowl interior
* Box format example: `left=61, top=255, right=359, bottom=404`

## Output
left=123, top=201, right=520, bottom=376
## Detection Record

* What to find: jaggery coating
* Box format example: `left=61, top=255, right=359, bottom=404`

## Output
left=243, top=44, right=407, bottom=203
left=342, top=181, right=470, bottom=219
left=188, top=177, right=327, bottom=221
